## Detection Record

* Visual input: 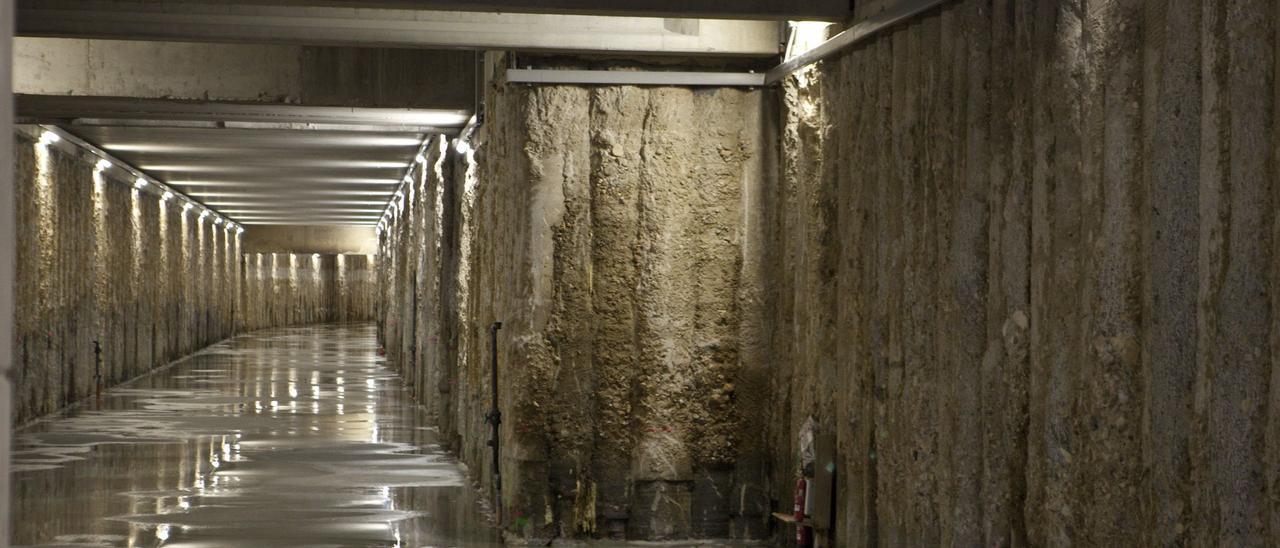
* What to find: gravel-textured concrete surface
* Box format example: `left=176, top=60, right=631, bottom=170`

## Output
left=378, top=72, right=771, bottom=543
left=772, top=1, right=1280, bottom=545
left=240, top=252, right=376, bottom=331
left=14, top=133, right=240, bottom=425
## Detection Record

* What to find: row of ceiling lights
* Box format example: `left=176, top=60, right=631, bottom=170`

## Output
left=38, top=127, right=243, bottom=234
left=376, top=117, right=478, bottom=236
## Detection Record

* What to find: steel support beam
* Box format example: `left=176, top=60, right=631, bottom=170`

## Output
left=106, top=0, right=850, bottom=21
left=17, top=1, right=781, bottom=56
left=766, top=0, right=950, bottom=84
left=506, top=68, right=765, bottom=87
left=17, top=95, right=470, bottom=131
left=15, top=37, right=477, bottom=111
left=0, top=0, right=14, bottom=538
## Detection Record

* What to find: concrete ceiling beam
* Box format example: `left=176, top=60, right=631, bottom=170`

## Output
left=67, top=118, right=449, bottom=134
left=17, top=95, right=470, bottom=132
left=75, top=0, right=850, bottom=21
left=14, top=37, right=477, bottom=111
left=17, top=1, right=781, bottom=56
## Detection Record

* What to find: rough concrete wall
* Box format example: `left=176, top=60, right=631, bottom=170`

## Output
left=774, top=0, right=1280, bottom=545
left=440, top=145, right=479, bottom=462
left=380, top=78, right=770, bottom=543
left=239, top=252, right=375, bottom=331
left=376, top=136, right=453, bottom=428
left=12, top=131, right=241, bottom=425
left=242, top=225, right=377, bottom=255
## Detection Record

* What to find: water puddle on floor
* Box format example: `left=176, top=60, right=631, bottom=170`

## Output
left=12, top=323, right=501, bottom=547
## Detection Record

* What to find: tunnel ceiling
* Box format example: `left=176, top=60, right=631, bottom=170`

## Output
left=13, top=0, right=797, bottom=227
left=23, top=99, right=471, bottom=226
left=72, top=123, right=450, bottom=226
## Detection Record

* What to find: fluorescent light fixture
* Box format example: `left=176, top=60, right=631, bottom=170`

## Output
left=400, top=110, right=471, bottom=126
left=186, top=190, right=392, bottom=197
left=218, top=209, right=384, bottom=214
left=134, top=177, right=148, bottom=190
left=142, top=160, right=405, bottom=171
left=107, top=137, right=425, bottom=154
left=162, top=191, right=174, bottom=201
left=38, top=131, right=61, bottom=146
left=239, top=222, right=378, bottom=226
left=201, top=200, right=389, bottom=207
left=95, top=158, right=112, bottom=172
left=230, top=216, right=378, bottom=220
left=172, top=178, right=400, bottom=186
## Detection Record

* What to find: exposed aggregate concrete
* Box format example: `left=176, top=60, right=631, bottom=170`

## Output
left=773, top=1, right=1280, bottom=546
left=361, top=1, right=1280, bottom=544
left=239, top=252, right=376, bottom=331
left=13, top=133, right=240, bottom=425
left=12, top=132, right=375, bottom=426
left=378, top=75, right=769, bottom=543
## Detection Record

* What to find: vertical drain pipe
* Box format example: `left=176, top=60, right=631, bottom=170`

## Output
left=486, top=321, right=503, bottom=524
left=93, top=340, right=102, bottom=406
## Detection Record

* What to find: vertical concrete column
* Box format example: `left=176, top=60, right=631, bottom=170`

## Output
left=0, top=0, right=14, bottom=543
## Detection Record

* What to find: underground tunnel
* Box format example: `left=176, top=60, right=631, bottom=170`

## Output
left=3, top=0, right=1280, bottom=546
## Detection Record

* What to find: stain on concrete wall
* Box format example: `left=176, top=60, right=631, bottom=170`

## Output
left=240, top=252, right=375, bottom=331
left=13, top=132, right=240, bottom=425
left=774, top=0, right=1280, bottom=545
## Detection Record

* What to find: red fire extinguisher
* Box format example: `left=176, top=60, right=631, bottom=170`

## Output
left=794, top=477, right=812, bottom=547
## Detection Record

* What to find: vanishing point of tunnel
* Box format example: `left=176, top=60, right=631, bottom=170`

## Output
left=5, top=1, right=1280, bottom=547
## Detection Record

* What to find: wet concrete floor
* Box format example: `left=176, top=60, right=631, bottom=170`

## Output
left=12, top=323, right=501, bottom=547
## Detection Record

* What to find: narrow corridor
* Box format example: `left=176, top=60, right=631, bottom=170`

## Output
left=11, top=324, right=499, bottom=547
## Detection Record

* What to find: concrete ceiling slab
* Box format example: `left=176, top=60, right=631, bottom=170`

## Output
left=74, top=0, right=850, bottom=21
left=17, top=1, right=781, bottom=56
left=15, top=38, right=477, bottom=110
left=18, top=95, right=471, bottom=129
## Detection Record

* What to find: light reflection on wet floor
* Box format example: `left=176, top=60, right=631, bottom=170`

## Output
left=12, top=323, right=501, bottom=547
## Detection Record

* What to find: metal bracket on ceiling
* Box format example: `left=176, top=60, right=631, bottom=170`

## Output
left=499, top=0, right=950, bottom=89
left=765, top=0, right=951, bottom=84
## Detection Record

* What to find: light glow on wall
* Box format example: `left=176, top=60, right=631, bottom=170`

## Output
left=785, top=21, right=834, bottom=61
left=38, top=131, right=60, bottom=146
